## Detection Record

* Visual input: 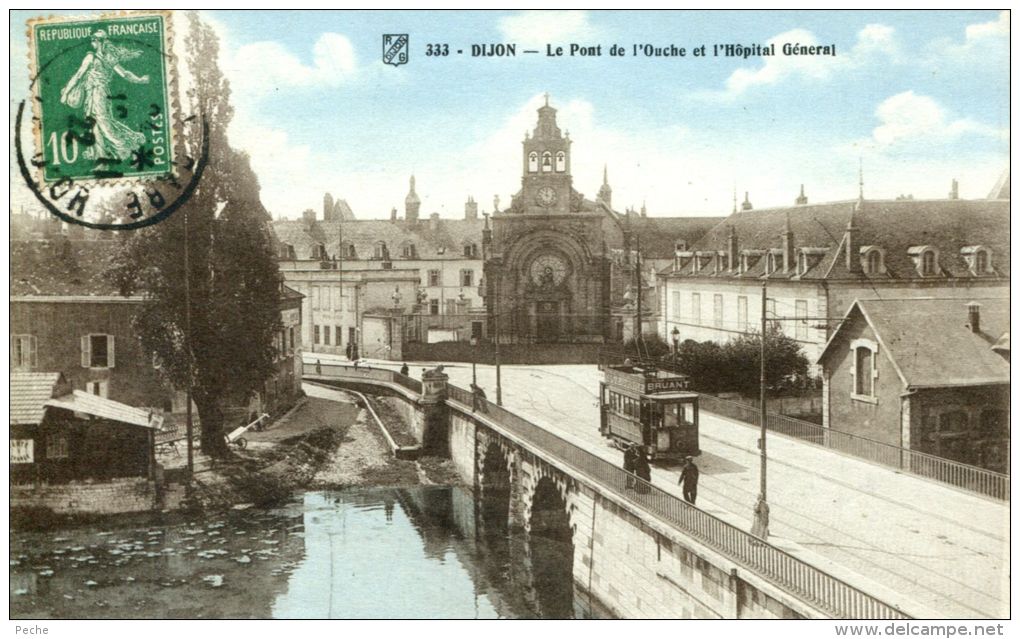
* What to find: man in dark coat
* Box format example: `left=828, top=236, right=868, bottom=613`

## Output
left=678, top=456, right=699, bottom=504
left=400, top=363, right=409, bottom=376
left=623, top=444, right=637, bottom=489
left=634, top=446, right=652, bottom=494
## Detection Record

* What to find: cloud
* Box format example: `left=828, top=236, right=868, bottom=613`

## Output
left=864, top=91, right=1006, bottom=148
left=707, top=23, right=900, bottom=100
left=497, top=11, right=600, bottom=48
left=931, top=10, right=1009, bottom=63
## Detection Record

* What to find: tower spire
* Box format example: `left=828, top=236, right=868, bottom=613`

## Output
left=603, top=164, right=608, bottom=186
left=858, top=157, right=864, bottom=203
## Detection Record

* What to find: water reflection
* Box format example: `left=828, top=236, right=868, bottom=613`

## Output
left=11, top=486, right=609, bottom=619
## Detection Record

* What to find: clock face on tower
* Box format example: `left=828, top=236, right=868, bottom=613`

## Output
left=536, top=186, right=557, bottom=207
left=530, top=253, right=568, bottom=287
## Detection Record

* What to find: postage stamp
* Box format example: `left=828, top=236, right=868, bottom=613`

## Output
left=27, top=11, right=177, bottom=183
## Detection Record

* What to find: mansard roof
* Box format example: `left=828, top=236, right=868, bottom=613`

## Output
left=667, top=197, right=1009, bottom=281
left=273, top=218, right=485, bottom=261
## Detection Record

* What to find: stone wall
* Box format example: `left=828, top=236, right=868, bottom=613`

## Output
left=11, top=478, right=157, bottom=515
left=448, top=412, right=477, bottom=486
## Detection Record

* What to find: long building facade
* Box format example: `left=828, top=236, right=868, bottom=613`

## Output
left=657, top=188, right=1010, bottom=368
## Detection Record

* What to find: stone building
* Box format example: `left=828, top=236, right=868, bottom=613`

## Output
left=274, top=96, right=721, bottom=348
left=817, top=298, right=1009, bottom=472
left=658, top=184, right=1010, bottom=366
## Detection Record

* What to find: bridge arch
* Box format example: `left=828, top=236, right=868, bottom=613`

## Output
left=525, top=473, right=577, bottom=618
left=478, top=440, right=513, bottom=533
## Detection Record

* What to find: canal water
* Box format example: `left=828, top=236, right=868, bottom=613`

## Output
left=10, top=486, right=609, bottom=619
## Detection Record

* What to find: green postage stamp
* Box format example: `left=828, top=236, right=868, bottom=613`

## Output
left=28, top=11, right=177, bottom=182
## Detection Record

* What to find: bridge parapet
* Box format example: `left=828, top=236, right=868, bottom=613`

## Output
left=303, top=362, right=916, bottom=620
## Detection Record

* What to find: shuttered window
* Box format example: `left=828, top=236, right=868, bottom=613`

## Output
left=81, top=334, right=114, bottom=368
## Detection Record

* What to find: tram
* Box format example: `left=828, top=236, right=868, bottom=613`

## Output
left=598, top=363, right=700, bottom=460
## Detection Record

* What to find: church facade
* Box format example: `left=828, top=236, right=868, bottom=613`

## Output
left=484, top=97, right=612, bottom=343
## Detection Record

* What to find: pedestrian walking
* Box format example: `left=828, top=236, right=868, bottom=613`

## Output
left=634, top=446, right=652, bottom=494
left=470, top=382, right=489, bottom=413
left=400, top=363, right=409, bottom=376
left=623, top=444, right=637, bottom=489
left=678, top=456, right=699, bottom=505
left=345, top=342, right=353, bottom=360
left=315, top=359, right=322, bottom=375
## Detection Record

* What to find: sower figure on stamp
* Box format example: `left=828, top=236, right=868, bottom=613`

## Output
left=60, top=30, right=150, bottom=165
left=678, top=455, right=699, bottom=505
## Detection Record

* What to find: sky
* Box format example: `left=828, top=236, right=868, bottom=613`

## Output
left=9, top=9, right=1010, bottom=220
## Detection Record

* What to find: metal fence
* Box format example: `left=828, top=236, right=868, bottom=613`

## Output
left=696, top=394, right=1010, bottom=501
left=444, top=381, right=908, bottom=619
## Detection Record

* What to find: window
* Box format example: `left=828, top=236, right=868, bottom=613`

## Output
left=671, top=292, right=681, bottom=319
left=691, top=293, right=701, bottom=325
left=11, top=335, right=37, bottom=370
left=850, top=338, right=878, bottom=402
left=374, top=241, right=387, bottom=259
left=974, top=250, right=991, bottom=274
left=335, top=326, right=342, bottom=346
left=323, top=326, right=331, bottom=345
left=463, top=243, right=478, bottom=258
left=344, top=243, right=356, bottom=259
left=766, top=253, right=777, bottom=275
left=427, top=270, right=441, bottom=287
left=795, top=299, right=808, bottom=340
left=528, top=152, right=538, bottom=173
left=460, top=269, right=474, bottom=287
left=429, top=299, right=440, bottom=315
left=314, top=325, right=321, bottom=345
left=402, top=243, right=416, bottom=258
left=737, top=296, right=748, bottom=332
left=87, top=380, right=108, bottom=398
left=713, top=294, right=723, bottom=328
left=921, top=250, right=937, bottom=276
left=866, top=250, right=882, bottom=274
left=555, top=151, right=566, bottom=172
left=311, top=286, right=320, bottom=310
left=798, top=252, right=807, bottom=275
left=46, top=435, right=69, bottom=460
left=81, top=334, right=114, bottom=368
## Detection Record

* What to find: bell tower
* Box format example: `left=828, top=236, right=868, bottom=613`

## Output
left=520, top=94, right=572, bottom=215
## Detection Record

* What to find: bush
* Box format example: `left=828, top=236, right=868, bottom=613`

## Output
left=674, top=328, right=809, bottom=396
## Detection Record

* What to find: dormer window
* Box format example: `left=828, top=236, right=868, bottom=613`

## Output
left=765, top=252, right=777, bottom=275
left=859, top=246, right=885, bottom=275
left=401, top=242, right=416, bottom=258
left=714, top=252, right=725, bottom=274
left=798, top=252, right=807, bottom=275
left=961, top=246, right=993, bottom=276
left=740, top=250, right=764, bottom=274
left=311, top=243, right=327, bottom=260
left=907, top=245, right=940, bottom=277
left=374, top=241, right=388, bottom=260
left=343, top=242, right=356, bottom=259
left=463, top=243, right=478, bottom=258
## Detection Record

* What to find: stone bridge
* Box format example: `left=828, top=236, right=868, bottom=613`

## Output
left=305, top=363, right=912, bottom=620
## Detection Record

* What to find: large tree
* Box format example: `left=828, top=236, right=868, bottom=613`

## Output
left=674, top=328, right=809, bottom=396
left=110, top=13, right=281, bottom=458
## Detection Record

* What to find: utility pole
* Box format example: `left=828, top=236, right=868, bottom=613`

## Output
left=635, top=238, right=643, bottom=356
left=495, top=276, right=502, bottom=406
left=184, top=209, right=194, bottom=475
left=752, top=280, right=770, bottom=539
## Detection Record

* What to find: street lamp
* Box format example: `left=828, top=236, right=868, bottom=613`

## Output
left=670, top=326, right=680, bottom=368
left=752, top=281, right=770, bottom=540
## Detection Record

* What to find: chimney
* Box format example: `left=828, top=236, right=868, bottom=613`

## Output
left=781, top=212, right=794, bottom=272
left=949, top=179, right=959, bottom=200
left=301, top=208, right=316, bottom=224
left=465, top=196, right=478, bottom=220
left=390, top=207, right=398, bottom=222
left=845, top=212, right=860, bottom=273
left=727, top=225, right=738, bottom=271
left=429, top=212, right=440, bottom=231
left=967, top=301, right=981, bottom=333
left=741, top=192, right=753, bottom=211
left=795, top=184, right=807, bottom=205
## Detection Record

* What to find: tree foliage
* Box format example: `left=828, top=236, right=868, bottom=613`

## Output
left=673, top=328, right=809, bottom=396
left=109, top=12, right=280, bottom=458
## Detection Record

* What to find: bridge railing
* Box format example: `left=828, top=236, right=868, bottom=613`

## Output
left=696, top=394, right=1010, bottom=501
left=304, top=362, right=909, bottom=619
left=446, top=382, right=908, bottom=620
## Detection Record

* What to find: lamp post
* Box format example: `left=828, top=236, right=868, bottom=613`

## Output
left=671, top=326, right=680, bottom=369
left=494, top=277, right=502, bottom=406
left=752, top=281, right=770, bottom=539
left=183, top=208, right=193, bottom=475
